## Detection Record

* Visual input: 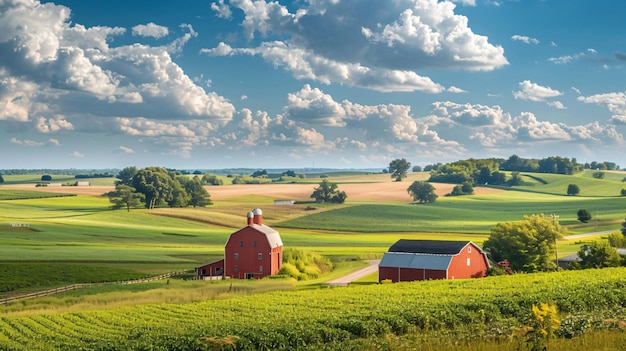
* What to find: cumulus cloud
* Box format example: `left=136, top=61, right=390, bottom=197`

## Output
left=10, top=137, right=44, bottom=147
left=0, top=0, right=235, bottom=133
left=578, top=91, right=626, bottom=123
left=132, top=23, right=169, bottom=39
left=70, top=151, right=84, bottom=158
left=205, top=0, right=506, bottom=92
left=513, top=80, right=564, bottom=108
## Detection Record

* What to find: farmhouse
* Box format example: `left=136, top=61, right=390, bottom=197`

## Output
left=196, top=208, right=283, bottom=279
left=378, top=240, right=490, bottom=283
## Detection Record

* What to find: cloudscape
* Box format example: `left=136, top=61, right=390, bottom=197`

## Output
left=1, top=0, right=625, bottom=169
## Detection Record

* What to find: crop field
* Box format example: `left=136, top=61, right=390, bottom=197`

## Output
left=0, top=268, right=624, bottom=350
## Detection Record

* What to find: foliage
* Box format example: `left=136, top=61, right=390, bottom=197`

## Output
left=483, top=214, right=565, bottom=272
left=278, top=248, right=333, bottom=280
left=107, top=184, right=145, bottom=212
left=1, top=268, right=625, bottom=350
left=621, top=189, right=626, bottom=196
left=447, top=182, right=474, bottom=196
left=607, top=232, right=625, bottom=248
left=407, top=181, right=438, bottom=203
left=127, top=167, right=212, bottom=209
left=310, top=179, right=347, bottom=203
left=389, top=158, right=411, bottom=181
left=201, top=173, right=223, bottom=185
left=40, top=174, right=52, bottom=181
left=622, top=218, right=626, bottom=236
left=412, top=165, right=422, bottom=172
left=251, top=169, right=268, bottom=178
left=575, top=241, right=622, bottom=269
left=282, top=170, right=296, bottom=177
left=181, top=176, right=212, bottom=207
left=567, top=184, right=580, bottom=196
left=515, top=303, right=560, bottom=351
left=592, top=171, right=605, bottom=179
left=0, top=174, right=3, bottom=183
left=576, top=209, right=592, bottom=223
left=115, top=166, right=137, bottom=186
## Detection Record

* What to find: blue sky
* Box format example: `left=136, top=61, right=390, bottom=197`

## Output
left=1, top=0, right=625, bottom=170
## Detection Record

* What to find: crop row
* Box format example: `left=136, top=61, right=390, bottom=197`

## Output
left=0, top=268, right=625, bottom=350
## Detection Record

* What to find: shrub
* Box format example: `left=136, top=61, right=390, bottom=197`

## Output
left=621, top=189, right=626, bottom=196
left=577, top=209, right=592, bottom=223
left=607, top=232, right=625, bottom=248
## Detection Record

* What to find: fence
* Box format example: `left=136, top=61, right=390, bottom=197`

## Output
left=0, top=270, right=188, bottom=305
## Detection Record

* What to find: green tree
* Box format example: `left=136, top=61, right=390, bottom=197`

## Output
left=41, top=175, right=52, bottom=181
left=592, top=171, right=605, bottom=179
left=412, top=165, right=422, bottom=172
left=483, top=214, right=565, bottom=272
left=107, top=184, right=145, bottom=212
left=389, top=158, right=411, bottom=181
left=577, top=241, right=622, bottom=269
left=607, top=232, right=625, bottom=248
left=310, top=179, right=347, bottom=203
left=567, top=184, right=580, bottom=196
left=130, top=167, right=177, bottom=209
left=201, top=174, right=223, bottom=186
left=576, top=209, right=592, bottom=223
left=184, top=176, right=212, bottom=208
left=115, top=166, right=138, bottom=186
left=251, top=169, right=267, bottom=178
left=621, top=218, right=626, bottom=236
left=621, top=189, right=626, bottom=196
left=0, top=174, right=4, bottom=183
left=407, top=181, right=438, bottom=203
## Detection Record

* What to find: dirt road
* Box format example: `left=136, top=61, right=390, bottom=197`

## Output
left=324, top=260, right=380, bottom=287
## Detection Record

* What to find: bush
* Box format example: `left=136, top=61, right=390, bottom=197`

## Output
left=577, top=209, right=592, bottom=223
left=607, top=232, right=625, bottom=248
left=621, top=189, right=626, bottom=196
left=279, top=248, right=333, bottom=280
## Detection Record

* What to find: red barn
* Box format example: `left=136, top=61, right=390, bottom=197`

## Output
left=378, top=240, right=489, bottom=283
left=196, top=208, right=283, bottom=279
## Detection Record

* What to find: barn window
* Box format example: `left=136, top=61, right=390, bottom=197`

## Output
left=259, top=265, right=263, bottom=272
left=253, top=241, right=257, bottom=247
left=234, top=265, right=238, bottom=272
left=467, top=258, right=471, bottom=266
left=234, top=253, right=239, bottom=260
left=240, top=241, right=244, bottom=247
left=468, top=246, right=472, bottom=253
left=258, top=253, right=263, bottom=260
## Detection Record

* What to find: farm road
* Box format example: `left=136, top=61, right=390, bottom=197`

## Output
left=324, top=260, right=380, bottom=287
left=564, top=229, right=616, bottom=240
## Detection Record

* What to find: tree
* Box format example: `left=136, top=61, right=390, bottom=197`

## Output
left=621, top=218, right=626, bottom=236
left=592, top=171, right=605, bottom=179
left=412, top=165, right=422, bottom=172
left=201, top=174, right=223, bottom=186
left=130, top=167, right=177, bottom=209
left=107, top=184, right=145, bottom=212
left=251, top=169, right=267, bottom=178
left=41, top=175, right=52, bottom=181
left=576, top=241, right=622, bottom=269
left=282, top=170, right=296, bottom=177
left=116, top=166, right=138, bottom=186
left=607, top=232, right=625, bottom=248
left=483, top=214, right=565, bottom=272
left=407, top=181, right=438, bottom=203
left=389, top=158, right=411, bottom=181
left=567, top=184, right=580, bottom=196
left=576, top=209, right=592, bottom=223
left=310, top=179, right=347, bottom=203
left=0, top=174, right=4, bottom=183
left=621, top=189, right=626, bottom=196
left=184, top=176, right=212, bottom=208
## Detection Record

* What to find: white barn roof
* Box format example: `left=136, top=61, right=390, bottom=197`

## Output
left=250, top=224, right=283, bottom=248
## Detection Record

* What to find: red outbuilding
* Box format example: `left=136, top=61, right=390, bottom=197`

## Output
left=196, top=208, right=283, bottom=279
left=378, top=240, right=490, bottom=283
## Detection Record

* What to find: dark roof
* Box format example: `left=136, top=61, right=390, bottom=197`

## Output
left=388, top=240, right=471, bottom=255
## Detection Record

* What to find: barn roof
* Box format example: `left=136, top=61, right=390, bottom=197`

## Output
left=388, top=240, right=472, bottom=255
left=249, top=224, right=283, bottom=248
left=379, top=252, right=452, bottom=271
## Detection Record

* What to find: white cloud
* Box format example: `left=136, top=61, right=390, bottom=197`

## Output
left=113, top=145, right=135, bottom=154
left=513, top=80, right=564, bottom=107
left=132, top=23, right=169, bottom=39
left=203, top=0, right=507, bottom=92
left=511, top=35, right=539, bottom=45
left=578, top=91, right=626, bottom=122
left=35, top=116, right=74, bottom=133
left=284, top=85, right=346, bottom=127
left=447, top=86, right=467, bottom=93
left=70, top=151, right=84, bottom=158
left=10, top=137, right=44, bottom=147
left=211, top=0, right=232, bottom=19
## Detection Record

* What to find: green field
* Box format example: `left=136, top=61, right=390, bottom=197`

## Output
left=1, top=171, right=625, bottom=349
left=0, top=268, right=624, bottom=350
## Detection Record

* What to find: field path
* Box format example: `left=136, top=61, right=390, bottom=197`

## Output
left=324, top=260, right=380, bottom=287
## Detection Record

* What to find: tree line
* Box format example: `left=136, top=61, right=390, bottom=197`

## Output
left=107, top=167, right=214, bottom=211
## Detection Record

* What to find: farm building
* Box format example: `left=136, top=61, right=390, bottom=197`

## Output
left=196, top=208, right=283, bottom=279
left=378, top=240, right=490, bottom=283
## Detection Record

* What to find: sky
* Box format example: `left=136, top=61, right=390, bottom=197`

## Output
left=1, top=0, right=625, bottom=170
